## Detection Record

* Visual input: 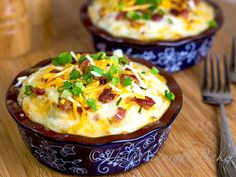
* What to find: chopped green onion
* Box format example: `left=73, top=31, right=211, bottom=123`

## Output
left=109, top=64, right=119, bottom=75
left=157, top=8, right=165, bottom=16
left=150, top=67, right=159, bottom=75
left=57, top=86, right=65, bottom=93
left=126, top=11, right=141, bottom=20
left=135, top=0, right=145, bottom=5
left=119, top=57, right=129, bottom=65
left=136, top=0, right=162, bottom=6
left=104, top=72, right=113, bottom=82
left=58, top=81, right=84, bottom=96
left=92, top=52, right=107, bottom=60
left=83, top=73, right=94, bottom=84
left=122, top=77, right=133, bottom=86
left=156, top=0, right=162, bottom=6
left=90, top=65, right=104, bottom=75
left=141, top=71, right=146, bottom=74
left=140, top=86, right=147, bottom=90
left=25, top=85, right=32, bottom=95
left=167, top=18, right=174, bottom=24
left=52, top=52, right=72, bottom=66
left=112, top=77, right=119, bottom=86
left=86, top=99, right=97, bottom=111
left=61, top=89, right=73, bottom=99
left=138, top=106, right=142, bottom=114
left=75, top=81, right=84, bottom=88
left=208, top=20, right=217, bottom=28
left=57, top=81, right=73, bottom=92
left=63, top=81, right=73, bottom=90
left=164, top=90, right=175, bottom=101
left=110, top=56, right=119, bottom=63
left=71, top=86, right=83, bottom=96
left=137, top=0, right=162, bottom=11
left=78, top=55, right=87, bottom=64
left=142, top=12, right=152, bottom=20
left=116, top=97, right=122, bottom=106
left=70, top=69, right=81, bottom=80
left=118, top=2, right=126, bottom=10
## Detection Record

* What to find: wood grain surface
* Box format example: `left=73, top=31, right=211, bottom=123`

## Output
left=0, top=0, right=236, bottom=177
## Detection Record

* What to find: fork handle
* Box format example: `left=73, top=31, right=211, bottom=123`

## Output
left=220, top=104, right=235, bottom=151
left=218, top=104, right=236, bottom=177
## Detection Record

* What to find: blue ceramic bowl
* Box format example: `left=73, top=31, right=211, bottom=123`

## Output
left=6, top=57, right=182, bottom=175
left=81, top=0, right=223, bottom=72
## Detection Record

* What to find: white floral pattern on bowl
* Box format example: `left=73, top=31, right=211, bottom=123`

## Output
left=19, top=127, right=88, bottom=175
left=89, top=128, right=169, bottom=174
left=18, top=126, right=170, bottom=175
left=95, top=36, right=214, bottom=72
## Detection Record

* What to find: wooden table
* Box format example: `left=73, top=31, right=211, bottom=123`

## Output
left=0, top=0, right=236, bottom=176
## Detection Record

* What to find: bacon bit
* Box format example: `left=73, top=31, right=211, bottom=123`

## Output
left=57, top=100, right=73, bottom=111
left=31, top=87, right=46, bottom=95
left=98, top=88, right=116, bottom=103
left=152, top=14, right=163, bottom=21
left=194, top=0, right=201, bottom=4
left=99, top=76, right=107, bottom=85
left=114, top=107, right=126, bottom=122
left=120, top=74, right=139, bottom=84
left=79, top=60, right=90, bottom=73
left=170, top=8, right=189, bottom=18
left=84, top=106, right=93, bottom=111
left=93, top=114, right=100, bottom=121
left=134, top=96, right=156, bottom=110
left=49, top=69, right=60, bottom=73
left=170, top=8, right=180, bottom=16
left=77, top=107, right=83, bottom=114
left=180, top=9, right=189, bottom=18
left=116, top=12, right=126, bottom=20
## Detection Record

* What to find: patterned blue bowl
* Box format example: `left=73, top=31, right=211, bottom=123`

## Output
left=81, top=0, right=223, bottom=72
left=17, top=124, right=170, bottom=175
left=6, top=57, right=182, bottom=175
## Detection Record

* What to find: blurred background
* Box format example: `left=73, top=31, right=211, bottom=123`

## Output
left=0, top=1, right=236, bottom=177
left=0, top=0, right=235, bottom=62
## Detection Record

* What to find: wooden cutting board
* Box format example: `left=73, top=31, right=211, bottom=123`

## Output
left=0, top=0, right=236, bottom=177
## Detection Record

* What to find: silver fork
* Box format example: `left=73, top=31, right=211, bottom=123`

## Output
left=230, top=36, right=236, bottom=83
left=202, top=54, right=236, bottom=177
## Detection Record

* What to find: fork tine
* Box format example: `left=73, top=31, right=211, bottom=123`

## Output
left=202, top=57, right=208, bottom=92
left=231, top=36, right=236, bottom=71
left=216, top=54, right=222, bottom=92
left=210, top=54, right=215, bottom=92
left=223, top=55, right=230, bottom=92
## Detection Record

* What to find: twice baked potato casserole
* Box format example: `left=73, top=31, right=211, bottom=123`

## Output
left=88, top=0, right=216, bottom=41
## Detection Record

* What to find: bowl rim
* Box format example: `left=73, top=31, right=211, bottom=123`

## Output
left=80, top=0, right=223, bottom=47
left=5, top=54, right=183, bottom=145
